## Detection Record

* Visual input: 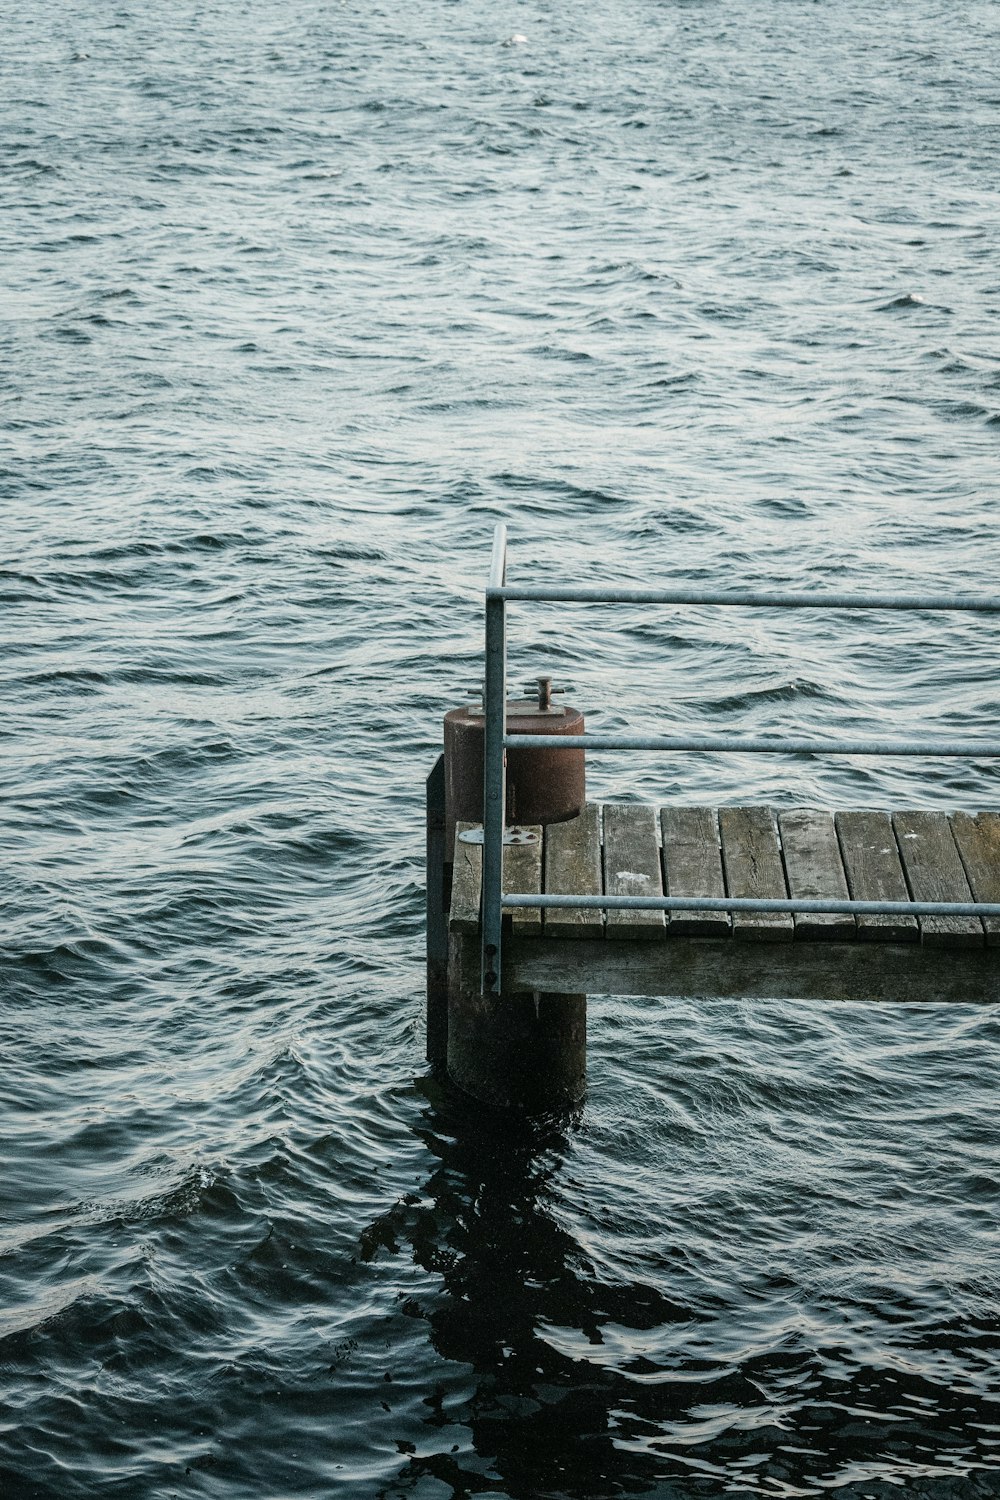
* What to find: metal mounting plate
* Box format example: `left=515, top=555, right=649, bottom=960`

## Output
left=458, top=827, right=540, bottom=846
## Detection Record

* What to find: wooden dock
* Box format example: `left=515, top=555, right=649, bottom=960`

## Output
left=430, top=524, right=1000, bottom=1107
left=448, top=805, right=1000, bottom=1005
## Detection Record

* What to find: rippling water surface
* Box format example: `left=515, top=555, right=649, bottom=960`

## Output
left=4, top=1, right=1000, bottom=1495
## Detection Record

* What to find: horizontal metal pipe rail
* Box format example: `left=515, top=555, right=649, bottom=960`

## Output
left=480, top=525, right=999, bottom=995
left=503, top=894, right=1000, bottom=918
left=505, top=734, right=1000, bottom=756
left=490, top=585, right=1000, bottom=611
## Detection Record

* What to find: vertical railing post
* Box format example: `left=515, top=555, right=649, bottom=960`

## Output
left=481, top=525, right=508, bottom=994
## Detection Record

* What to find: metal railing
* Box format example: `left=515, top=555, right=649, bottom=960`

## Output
left=480, top=523, right=1000, bottom=994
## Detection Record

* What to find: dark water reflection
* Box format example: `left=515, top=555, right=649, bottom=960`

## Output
left=376, top=1085, right=684, bottom=1499
left=366, top=1073, right=1000, bottom=1500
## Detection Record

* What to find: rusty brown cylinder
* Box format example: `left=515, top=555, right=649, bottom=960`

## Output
left=443, top=701, right=585, bottom=860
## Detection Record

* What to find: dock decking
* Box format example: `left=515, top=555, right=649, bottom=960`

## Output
left=431, top=525, right=1000, bottom=1105
left=449, top=805, right=1000, bottom=1004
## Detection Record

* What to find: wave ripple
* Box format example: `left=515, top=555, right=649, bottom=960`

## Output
left=3, top=0, right=1000, bottom=1494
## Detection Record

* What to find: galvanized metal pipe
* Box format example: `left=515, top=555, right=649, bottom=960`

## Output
left=476, top=525, right=1000, bottom=1000
left=489, top=524, right=508, bottom=591
left=501, top=892, right=1000, bottom=917
left=505, top=733, right=1000, bottom=757
left=481, top=532, right=508, bottom=996
left=490, top=584, right=1000, bottom=612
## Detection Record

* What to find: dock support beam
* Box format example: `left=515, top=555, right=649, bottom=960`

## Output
left=426, top=756, right=448, bottom=1063
left=447, top=932, right=586, bottom=1112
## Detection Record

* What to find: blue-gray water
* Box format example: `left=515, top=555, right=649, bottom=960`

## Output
left=3, top=1, right=1000, bottom=1495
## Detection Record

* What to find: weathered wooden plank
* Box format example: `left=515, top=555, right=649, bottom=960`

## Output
left=544, top=803, right=603, bottom=939
left=835, top=810, right=918, bottom=942
left=449, top=823, right=482, bottom=935
left=506, top=933, right=1000, bottom=1004
left=659, top=806, right=730, bottom=936
left=779, top=809, right=855, bottom=941
left=505, top=827, right=543, bottom=938
left=893, top=811, right=983, bottom=948
left=718, top=806, right=793, bottom=942
left=603, top=803, right=665, bottom=940
left=951, top=812, right=1000, bottom=947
